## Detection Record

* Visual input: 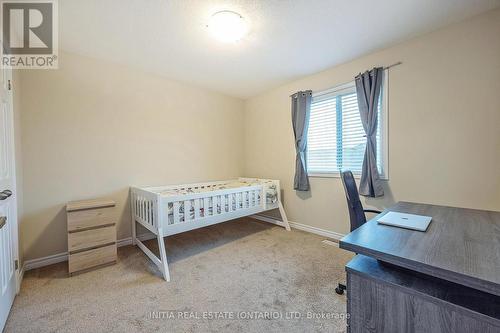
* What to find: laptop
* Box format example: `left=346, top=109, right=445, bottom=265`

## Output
left=377, top=212, right=432, bottom=232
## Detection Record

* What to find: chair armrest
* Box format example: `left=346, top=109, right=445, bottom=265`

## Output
left=364, top=209, right=382, bottom=214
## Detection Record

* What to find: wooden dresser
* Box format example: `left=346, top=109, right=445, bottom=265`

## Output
left=66, top=198, right=117, bottom=276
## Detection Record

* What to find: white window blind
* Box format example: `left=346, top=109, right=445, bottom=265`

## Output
left=307, top=81, right=387, bottom=178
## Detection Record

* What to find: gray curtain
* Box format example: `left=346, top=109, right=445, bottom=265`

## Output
left=291, top=90, right=312, bottom=191
left=355, top=68, right=384, bottom=197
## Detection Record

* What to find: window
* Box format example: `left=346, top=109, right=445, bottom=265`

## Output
left=307, top=78, right=388, bottom=178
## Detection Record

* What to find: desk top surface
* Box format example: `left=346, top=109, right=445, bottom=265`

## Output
left=340, top=201, right=500, bottom=296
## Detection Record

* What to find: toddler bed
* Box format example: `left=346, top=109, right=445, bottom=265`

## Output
left=130, top=178, right=290, bottom=281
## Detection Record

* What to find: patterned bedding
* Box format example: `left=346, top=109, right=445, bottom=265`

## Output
left=159, top=180, right=275, bottom=198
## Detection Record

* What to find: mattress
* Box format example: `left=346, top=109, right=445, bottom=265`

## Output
left=159, top=180, right=276, bottom=202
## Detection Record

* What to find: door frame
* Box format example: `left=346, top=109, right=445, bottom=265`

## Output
left=10, top=72, right=20, bottom=294
left=1, top=68, right=21, bottom=294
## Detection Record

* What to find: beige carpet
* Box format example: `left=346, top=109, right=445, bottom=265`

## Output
left=5, top=218, right=353, bottom=333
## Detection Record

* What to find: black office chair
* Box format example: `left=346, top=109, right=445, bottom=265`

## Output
left=335, top=170, right=381, bottom=295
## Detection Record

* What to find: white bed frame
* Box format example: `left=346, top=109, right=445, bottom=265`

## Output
left=130, top=178, right=290, bottom=281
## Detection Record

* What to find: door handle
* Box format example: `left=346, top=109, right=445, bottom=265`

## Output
left=0, top=190, right=12, bottom=200
left=0, top=216, right=6, bottom=229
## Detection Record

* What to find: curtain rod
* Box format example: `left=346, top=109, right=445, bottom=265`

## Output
left=296, top=62, right=402, bottom=98
left=384, top=61, right=402, bottom=70
left=311, top=62, right=402, bottom=98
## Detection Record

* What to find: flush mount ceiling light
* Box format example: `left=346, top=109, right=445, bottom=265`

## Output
left=207, top=10, right=248, bottom=43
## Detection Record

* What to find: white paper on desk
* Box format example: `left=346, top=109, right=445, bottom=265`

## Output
left=377, top=212, right=432, bottom=232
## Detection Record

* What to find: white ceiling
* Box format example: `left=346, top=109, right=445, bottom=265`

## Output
left=60, top=0, right=500, bottom=99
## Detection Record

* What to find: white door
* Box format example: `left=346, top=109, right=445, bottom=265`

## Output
left=0, top=47, right=19, bottom=331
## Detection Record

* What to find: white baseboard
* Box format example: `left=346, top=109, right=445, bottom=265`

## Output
left=250, top=214, right=345, bottom=241
left=22, top=233, right=157, bottom=272
left=23, top=251, right=68, bottom=271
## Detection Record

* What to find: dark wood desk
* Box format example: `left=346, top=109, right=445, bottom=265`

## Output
left=340, top=201, right=500, bottom=332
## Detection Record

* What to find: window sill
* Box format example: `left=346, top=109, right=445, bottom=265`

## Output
left=308, top=172, right=388, bottom=180
left=309, top=172, right=351, bottom=179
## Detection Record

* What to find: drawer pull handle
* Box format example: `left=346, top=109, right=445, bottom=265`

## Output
left=0, top=216, right=6, bottom=229
left=0, top=190, right=12, bottom=201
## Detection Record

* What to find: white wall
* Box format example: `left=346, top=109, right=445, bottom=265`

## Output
left=19, top=51, right=244, bottom=260
left=244, top=9, right=500, bottom=235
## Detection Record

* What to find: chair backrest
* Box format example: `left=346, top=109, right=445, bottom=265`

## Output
left=340, top=170, right=366, bottom=232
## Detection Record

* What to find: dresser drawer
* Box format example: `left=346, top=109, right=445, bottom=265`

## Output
left=67, top=206, right=117, bottom=232
left=69, top=244, right=117, bottom=274
left=68, top=225, right=116, bottom=252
